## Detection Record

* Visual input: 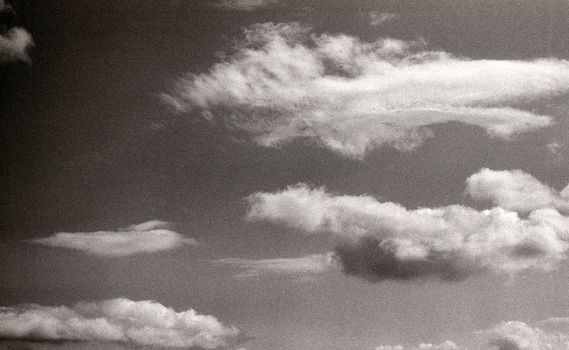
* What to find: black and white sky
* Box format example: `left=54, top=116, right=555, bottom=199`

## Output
left=2, top=1, right=569, bottom=349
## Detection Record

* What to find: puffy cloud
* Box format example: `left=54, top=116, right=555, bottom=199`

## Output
left=29, top=221, right=197, bottom=257
left=0, top=0, right=33, bottom=64
left=0, top=298, right=244, bottom=349
left=246, top=179, right=569, bottom=282
left=466, top=168, right=569, bottom=213
left=483, top=319, right=569, bottom=350
left=164, top=22, right=569, bottom=158
left=213, top=0, right=280, bottom=11
left=215, top=253, right=335, bottom=278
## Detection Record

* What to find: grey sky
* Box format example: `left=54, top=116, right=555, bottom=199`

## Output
left=1, top=1, right=569, bottom=350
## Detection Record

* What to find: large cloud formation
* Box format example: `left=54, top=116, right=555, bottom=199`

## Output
left=0, top=0, right=33, bottom=64
left=0, top=298, right=243, bottom=349
left=245, top=169, right=569, bottom=282
left=29, top=221, right=197, bottom=257
left=164, top=22, right=569, bottom=158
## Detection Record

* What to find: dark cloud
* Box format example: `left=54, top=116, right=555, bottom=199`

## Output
left=334, top=236, right=477, bottom=283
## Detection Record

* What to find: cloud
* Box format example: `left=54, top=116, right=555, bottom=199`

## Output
left=213, top=0, right=280, bottom=11
left=0, top=298, right=244, bottom=349
left=29, top=221, right=197, bottom=257
left=376, top=341, right=462, bottom=350
left=0, top=0, right=33, bottom=64
left=466, top=168, right=569, bottom=213
left=215, top=253, right=335, bottom=279
left=368, top=12, right=399, bottom=26
left=245, top=177, right=569, bottom=282
left=483, top=319, right=569, bottom=350
left=163, top=22, right=569, bottom=158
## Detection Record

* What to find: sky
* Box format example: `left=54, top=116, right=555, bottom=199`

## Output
left=2, top=0, right=569, bottom=350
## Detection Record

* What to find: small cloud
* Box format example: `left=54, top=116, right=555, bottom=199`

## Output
left=29, top=220, right=197, bottom=257
left=481, top=319, right=569, bottom=350
left=0, top=0, right=33, bottom=64
left=368, top=11, right=399, bottom=26
left=376, top=341, right=462, bottom=350
left=212, top=0, right=280, bottom=11
left=215, top=253, right=335, bottom=279
left=0, top=298, right=245, bottom=349
left=466, top=168, right=569, bottom=213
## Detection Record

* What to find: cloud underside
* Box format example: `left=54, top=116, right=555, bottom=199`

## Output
left=29, top=221, right=197, bottom=257
left=0, top=298, right=243, bottom=349
left=164, top=22, right=569, bottom=158
left=375, top=317, right=569, bottom=350
left=245, top=168, right=569, bottom=282
left=216, top=253, right=334, bottom=278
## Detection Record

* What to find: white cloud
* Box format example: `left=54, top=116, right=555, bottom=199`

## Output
left=29, top=221, right=197, bottom=257
left=245, top=178, right=569, bottom=282
left=213, top=0, right=280, bottom=11
left=483, top=319, right=569, bottom=350
left=0, top=298, right=244, bottom=349
left=215, top=253, right=335, bottom=278
left=0, top=1, right=33, bottom=64
left=376, top=341, right=462, bottom=350
left=164, top=22, right=569, bottom=158
left=466, top=168, right=569, bottom=213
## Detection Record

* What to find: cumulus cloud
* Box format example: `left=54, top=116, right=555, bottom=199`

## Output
left=0, top=0, right=33, bottom=64
left=245, top=176, right=569, bottom=282
left=0, top=298, right=244, bottom=349
left=164, top=22, right=569, bottom=158
left=215, top=253, right=335, bottom=279
left=29, top=221, right=197, bottom=257
left=466, top=168, right=569, bottom=214
left=483, top=319, right=569, bottom=350
left=213, top=0, right=280, bottom=11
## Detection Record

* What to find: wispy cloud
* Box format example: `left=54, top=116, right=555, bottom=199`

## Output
left=0, top=0, right=33, bottom=64
left=164, top=22, right=569, bottom=158
left=29, top=221, right=197, bottom=257
left=216, top=253, right=335, bottom=279
left=213, top=0, right=280, bottom=11
left=368, top=12, right=399, bottom=26
left=0, top=298, right=244, bottom=349
left=376, top=340, right=461, bottom=350
left=245, top=169, right=569, bottom=282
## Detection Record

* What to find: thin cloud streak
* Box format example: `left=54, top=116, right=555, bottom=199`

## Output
left=215, top=253, right=335, bottom=279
